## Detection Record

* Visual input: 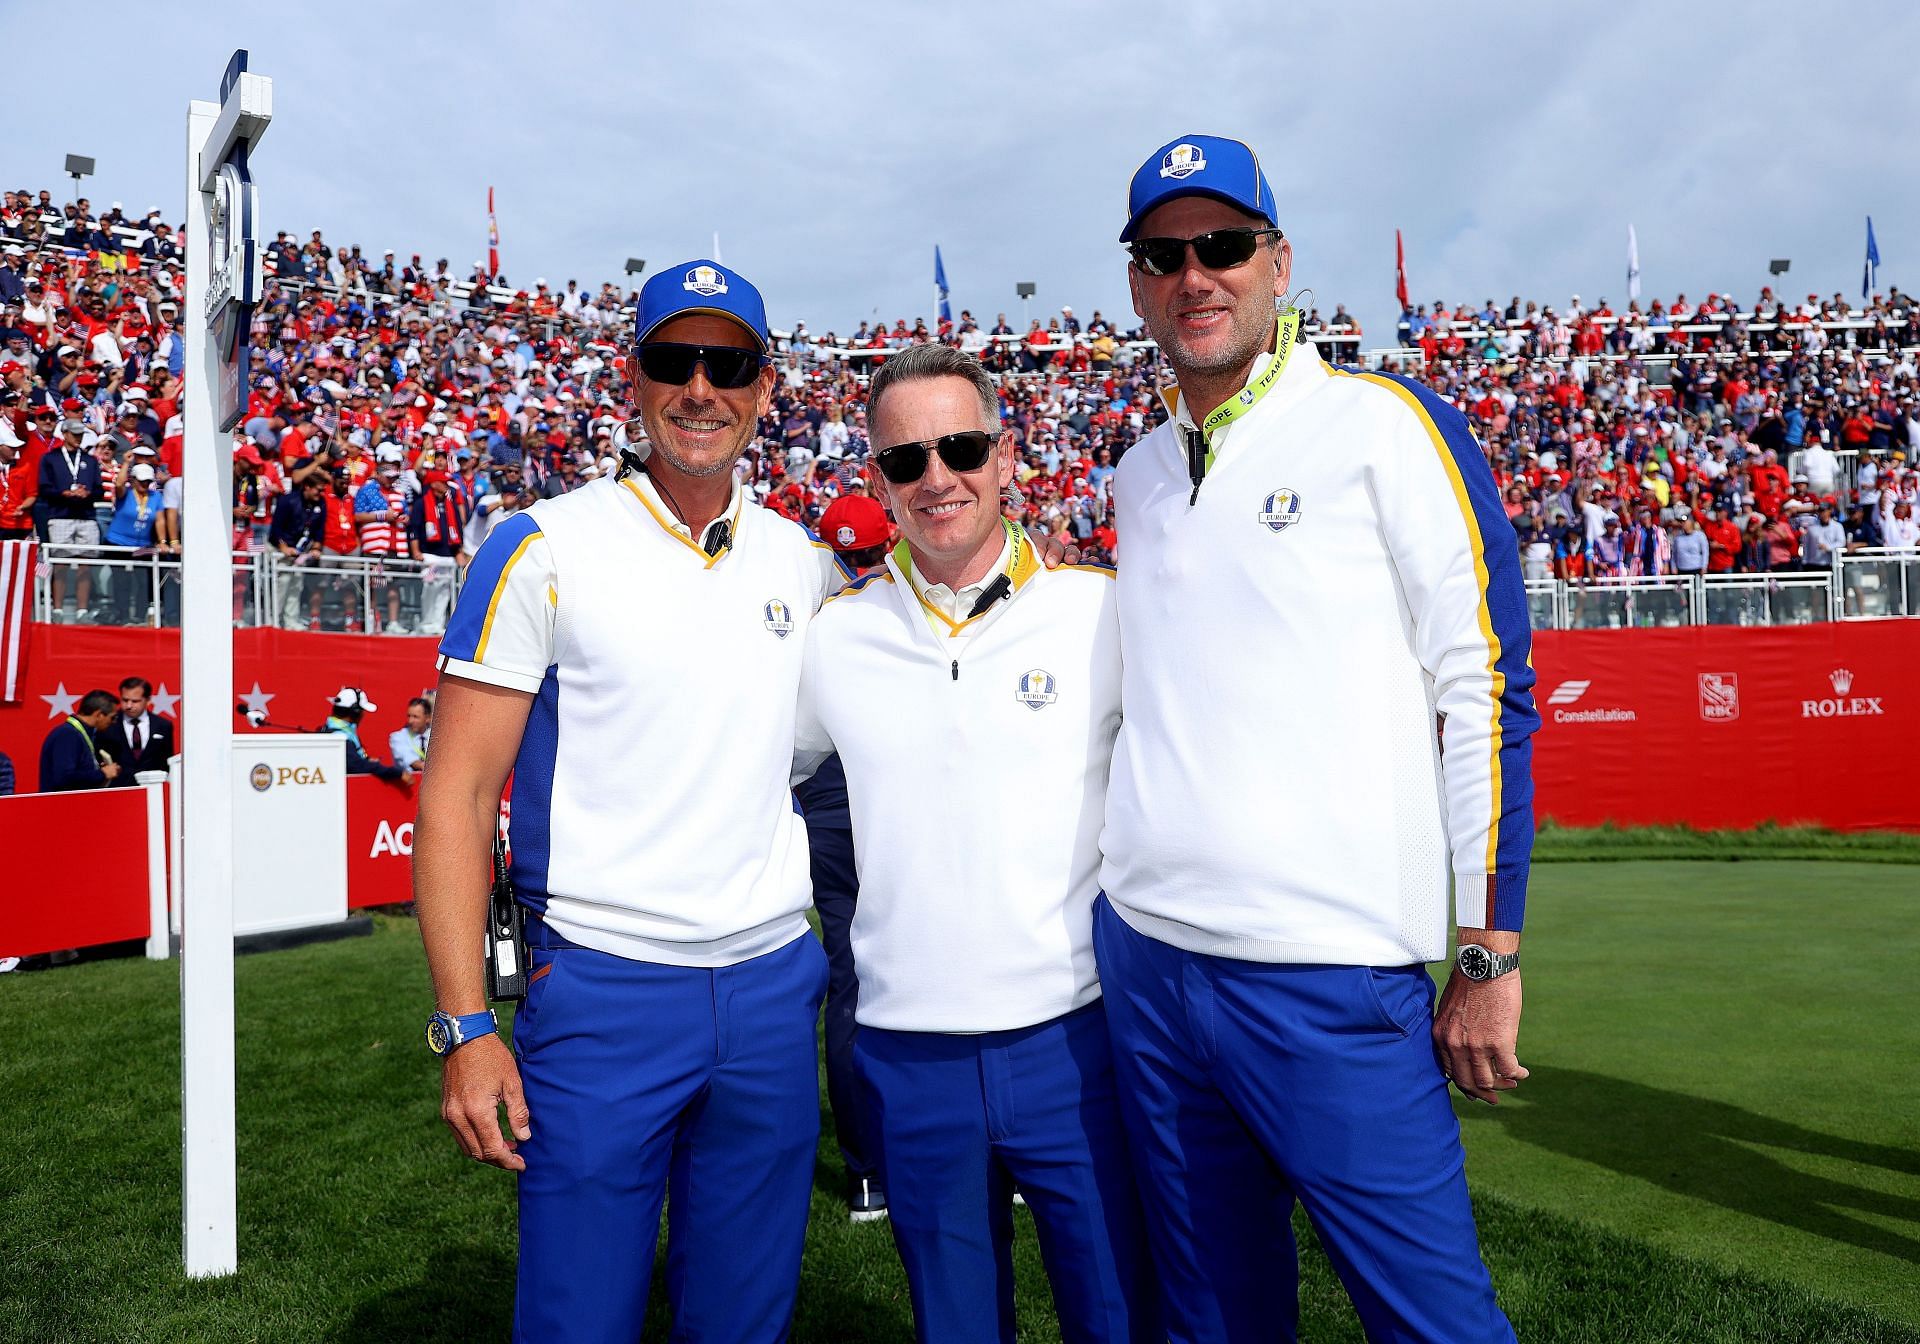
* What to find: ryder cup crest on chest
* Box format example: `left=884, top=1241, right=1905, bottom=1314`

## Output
left=763, top=598, right=795, bottom=638
left=1258, top=487, right=1304, bottom=532
left=1015, top=669, right=1058, bottom=711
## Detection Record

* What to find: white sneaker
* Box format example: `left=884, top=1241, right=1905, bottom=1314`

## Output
left=0, top=957, right=20, bottom=974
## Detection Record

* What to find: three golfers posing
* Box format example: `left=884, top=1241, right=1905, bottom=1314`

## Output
left=417, top=132, right=1539, bottom=1343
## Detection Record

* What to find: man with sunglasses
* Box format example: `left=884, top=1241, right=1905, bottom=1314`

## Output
left=1093, top=135, right=1538, bottom=1343
left=416, top=259, right=848, bottom=1343
left=793, top=344, right=1158, bottom=1343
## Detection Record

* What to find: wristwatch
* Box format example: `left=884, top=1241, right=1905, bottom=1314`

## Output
left=1454, top=944, right=1521, bottom=982
left=425, top=1008, right=498, bottom=1056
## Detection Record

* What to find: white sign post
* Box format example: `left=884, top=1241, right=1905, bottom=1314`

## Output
left=181, top=49, right=270, bottom=1281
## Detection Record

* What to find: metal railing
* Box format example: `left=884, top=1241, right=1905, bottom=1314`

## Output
left=23, top=543, right=1919, bottom=633
left=29, top=548, right=468, bottom=634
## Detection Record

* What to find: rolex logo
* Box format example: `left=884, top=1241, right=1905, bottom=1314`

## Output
left=1829, top=668, right=1853, bottom=695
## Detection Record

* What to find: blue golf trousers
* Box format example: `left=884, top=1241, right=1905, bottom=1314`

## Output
left=511, top=921, right=829, bottom=1343
left=1092, top=897, right=1514, bottom=1344
left=854, top=1000, right=1162, bottom=1344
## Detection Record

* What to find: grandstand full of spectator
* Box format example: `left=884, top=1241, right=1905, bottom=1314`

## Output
left=1, top=183, right=1916, bottom=629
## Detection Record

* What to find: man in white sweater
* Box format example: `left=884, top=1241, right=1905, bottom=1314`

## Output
left=1095, top=135, right=1540, bottom=1343
left=794, top=344, right=1159, bottom=1343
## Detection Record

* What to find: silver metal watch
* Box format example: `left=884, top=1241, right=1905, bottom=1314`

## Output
left=1455, top=944, right=1520, bottom=982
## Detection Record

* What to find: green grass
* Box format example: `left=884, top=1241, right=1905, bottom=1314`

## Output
left=3, top=860, right=1918, bottom=1342
left=1534, top=820, right=1920, bottom=863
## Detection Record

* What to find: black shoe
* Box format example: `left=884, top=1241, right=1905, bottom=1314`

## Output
left=848, top=1175, right=888, bottom=1224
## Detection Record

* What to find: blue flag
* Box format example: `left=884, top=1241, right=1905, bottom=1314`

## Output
left=934, top=245, right=951, bottom=324
left=1863, top=216, right=1880, bottom=300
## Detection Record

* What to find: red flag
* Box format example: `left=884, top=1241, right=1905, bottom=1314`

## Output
left=0, top=539, right=36, bottom=703
left=1394, top=229, right=1410, bottom=310
left=487, top=187, right=500, bottom=279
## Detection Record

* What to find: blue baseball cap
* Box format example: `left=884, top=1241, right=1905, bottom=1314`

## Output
left=1119, top=135, right=1277, bottom=242
left=634, top=259, right=769, bottom=352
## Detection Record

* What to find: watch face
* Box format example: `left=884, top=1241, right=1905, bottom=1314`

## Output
left=1458, top=945, right=1493, bottom=981
left=425, top=1017, right=451, bottom=1055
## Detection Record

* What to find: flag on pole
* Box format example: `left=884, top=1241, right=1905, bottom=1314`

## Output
left=934, top=245, right=951, bottom=324
left=487, top=187, right=500, bottom=279
left=1394, top=230, right=1409, bottom=310
left=0, top=539, right=36, bottom=703
left=1627, top=223, right=1642, bottom=301
left=1863, top=216, right=1880, bottom=300
left=713, top=232, right=724, bottom=265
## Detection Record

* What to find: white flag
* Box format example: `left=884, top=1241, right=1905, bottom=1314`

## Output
left=712, top=232, right=724, bottom=265
left=1627, top=224, right=1642, bottom=302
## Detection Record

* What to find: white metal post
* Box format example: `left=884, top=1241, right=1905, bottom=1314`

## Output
left=144, top=780, right=169, bottom=961
left=181, top=94, right=238, bottom=1281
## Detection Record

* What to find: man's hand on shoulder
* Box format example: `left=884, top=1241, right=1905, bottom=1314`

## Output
left=1433, top=931, right=1527, bottom=1106
left=1031, top=530, right=1081, bottom=568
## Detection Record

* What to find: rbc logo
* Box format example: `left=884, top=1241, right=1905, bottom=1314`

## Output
left=683, top=265, right=728, bottom=297
left=763, top=598, right=795, bottom=639
left=1159, top=143, right=1207, bottom=180
left=1015, top=669, right=1058, bottom=711
left=1258, top=488, right=1303, bottom=532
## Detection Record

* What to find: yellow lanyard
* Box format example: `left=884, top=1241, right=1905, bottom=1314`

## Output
left=1196, top=310, right=1300, bottom=472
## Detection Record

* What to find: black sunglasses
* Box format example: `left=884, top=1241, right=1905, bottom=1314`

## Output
left=1127, top=226, right=1283, bottom=278
left=873, top=430, right=995, bottom=484
left=633, top=342, right=768, bottom=390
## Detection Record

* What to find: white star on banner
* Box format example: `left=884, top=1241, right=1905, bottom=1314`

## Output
left=239, top=682, right=275, bottom=720
left=40, top=682, right=79, bottom=718
left=151, top=683, right=181, bottom=718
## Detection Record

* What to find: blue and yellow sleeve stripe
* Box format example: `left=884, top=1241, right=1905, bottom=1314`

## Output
left=1350, top=369, right=1540, bottom=930
left=441, top=512, right=545, bottom=666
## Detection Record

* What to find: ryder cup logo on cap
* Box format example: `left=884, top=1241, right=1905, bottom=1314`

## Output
left=1015, top=669, right=1058, bottom=711
left=763, top=598, right=795, bottom=638
left=635, top=258, right=770, bottom=351
left=835, top=524, right=857, bottom=548
left=1121, top=133, right=1277, bottom=241
left=1258, top=488, right=1303, bottom=531
left=683, top=265, right=728, bottom=297
left=1160, top=143, right=1207, bottom=179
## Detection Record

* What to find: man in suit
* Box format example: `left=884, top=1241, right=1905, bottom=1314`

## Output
left=388, top=695, right=432, bottom=774
left=104, top=677, right=176, bottom=784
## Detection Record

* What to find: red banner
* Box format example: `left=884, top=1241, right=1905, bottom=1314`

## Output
left=348, top=773, right=420, bottom=909
left=2, top=621, right=1918, bottom=843
left=1530, top=622, right=1920, bottom=830
left=0, top=786, right=152, bottom=956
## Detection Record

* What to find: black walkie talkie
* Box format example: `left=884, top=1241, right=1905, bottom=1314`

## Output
left=485, top=835, right=527, bottom=1001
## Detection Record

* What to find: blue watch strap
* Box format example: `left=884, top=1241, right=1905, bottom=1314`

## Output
left=450, top=1009, right=498, bottom=1045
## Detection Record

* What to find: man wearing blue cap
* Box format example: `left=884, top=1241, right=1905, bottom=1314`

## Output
left=1094, top=135, right=1538, bottom=1342
left=414, top=259, right=849, bottom=1342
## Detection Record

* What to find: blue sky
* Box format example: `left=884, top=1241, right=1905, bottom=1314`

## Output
left=4, top=2, right=1913, bottom=344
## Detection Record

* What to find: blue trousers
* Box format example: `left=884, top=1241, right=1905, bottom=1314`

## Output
left=807, top=822, right=881, bottom=1183
left=1091, top=897, right=1514, bottom=1344
left=854, top=1001, right=1162, bottom=1344
left=512, top=922, right=829, bottom=1344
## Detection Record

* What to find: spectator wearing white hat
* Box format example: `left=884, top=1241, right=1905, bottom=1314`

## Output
left=321, top=687, right=408, bottom=783
left=104, top=457, right=161, bottom=624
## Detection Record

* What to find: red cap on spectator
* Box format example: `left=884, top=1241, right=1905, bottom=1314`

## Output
left=818, top=495, right=890, bottom=552
left=421, top=468, right=450, bottom=484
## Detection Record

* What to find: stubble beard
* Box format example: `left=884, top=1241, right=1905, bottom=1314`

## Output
left=1150, top=297, right=1277, bottom=383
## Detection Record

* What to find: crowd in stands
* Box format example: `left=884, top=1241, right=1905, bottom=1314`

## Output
left=2, top=184, right=1917, bottom=635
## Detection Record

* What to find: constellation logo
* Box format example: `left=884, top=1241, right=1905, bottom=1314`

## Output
left=1545, top=679, right=1635, bottom=724
left=1801, top=668, right=1884, bottom=718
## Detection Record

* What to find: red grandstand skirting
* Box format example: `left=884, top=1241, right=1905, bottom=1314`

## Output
left=1528, top=621, right=1920, bottom=830
left=348, top=774, right=420, bottom=909
left=0, top=786, right=152, bottom=956
left=1, top=620, right=1917, bottom=842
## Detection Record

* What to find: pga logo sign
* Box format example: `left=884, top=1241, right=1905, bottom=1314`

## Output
left=249, top=762, right=329, bottom=790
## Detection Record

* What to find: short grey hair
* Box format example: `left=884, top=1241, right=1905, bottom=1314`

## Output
left=866, top=344, right=1000, bottom=432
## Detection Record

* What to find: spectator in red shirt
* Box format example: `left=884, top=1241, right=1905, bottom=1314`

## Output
left=1701, top=504, right=1741, bottom=573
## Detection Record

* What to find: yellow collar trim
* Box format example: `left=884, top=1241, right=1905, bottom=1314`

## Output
left=893, top=519, right=1035, bottom=637
left=621, top=475, right=743, bottom=569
